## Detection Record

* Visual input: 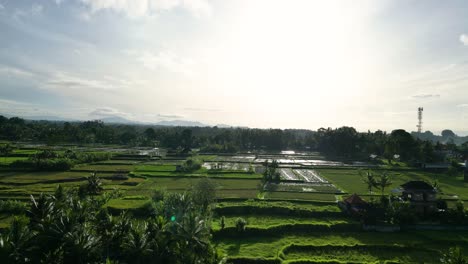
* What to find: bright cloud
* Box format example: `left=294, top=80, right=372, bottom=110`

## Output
left=79, top=0, right=212, bottom=18
left=135, top=50, right=196, bottom=76
left=89, top=107, right=130, bottom=118
left=46, top=72, right=117, bottom=91
left=0, top=65, right=34, bottom=78
left=460, top=34, right=468, bottom=46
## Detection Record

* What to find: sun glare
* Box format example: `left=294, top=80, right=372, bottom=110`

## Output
left=207, top=1, right=372, bottom=115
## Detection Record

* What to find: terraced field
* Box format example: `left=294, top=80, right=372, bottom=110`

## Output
left=1, top=151, right=468, bottom=263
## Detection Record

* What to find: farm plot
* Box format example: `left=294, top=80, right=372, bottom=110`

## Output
left=278, top=169, right=331, bottom=184
left=215, top=155, right=256, bottom=162
left=294, top=169, right=328, bottom=183
left=264, top=182, right=341, bottom=193
left=203, top=162, right=252, bottom=172
left=279, top=168, right=297, bottom=180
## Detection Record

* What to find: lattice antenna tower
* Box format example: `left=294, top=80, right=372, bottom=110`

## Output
left=417, top=107, right=423, bottom=133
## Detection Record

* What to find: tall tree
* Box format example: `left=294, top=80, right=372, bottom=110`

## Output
left=376, top=172, right=393, bottom=195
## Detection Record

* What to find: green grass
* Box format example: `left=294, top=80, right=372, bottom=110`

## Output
left=214, top=231, right=468, bottom=260
left=93, top=160, right=142, bottom=165
left=283, top=244, right=438, bottom=263
left=124, top=177, right=261, bottom=198
left=134, top=164, right=177, bottom=172
left=72, top=164, right=135, bottom=171
left=12, top=149, right=38, bottom=155
left=106, top=198, right=150, bottom=209
left=212, top=215, right=355, bottom=230
left=217, top=200, right=340, bottom=213
left=318, top=168, right=468, bottom=199
left=0, top=171, right=93, bottom=183
left=216, top=189, right=259, bottom=199
left=0, top=157, right=29, bottom=165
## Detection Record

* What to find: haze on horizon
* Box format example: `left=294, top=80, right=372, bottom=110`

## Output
left=1, top=0, right=468, bottom=135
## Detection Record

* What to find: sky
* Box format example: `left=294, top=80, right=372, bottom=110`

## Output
left=1, top=0, right=468, bottom=135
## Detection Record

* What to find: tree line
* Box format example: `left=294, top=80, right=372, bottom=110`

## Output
left=1, top=116, right=467, bottom=162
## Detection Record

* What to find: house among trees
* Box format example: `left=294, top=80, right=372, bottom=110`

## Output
left=464, top=160, right=468, bottom=182
left=341, top=194, right=368, bottom=217
left=401, top=181, right=437, bottom=214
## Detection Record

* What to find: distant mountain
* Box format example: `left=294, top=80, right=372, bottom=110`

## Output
left=22, top=115, right=77, bottom=122
left=154, top=120, right=207, bottom=127
left=215, top=123, right=232, bottom=128
left=4, top=113, right=220, bottom=127
left=99, top=116, right=138, bottom=124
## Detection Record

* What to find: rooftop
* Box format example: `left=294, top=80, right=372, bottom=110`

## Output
left=401, top=181, right=435, bottom=191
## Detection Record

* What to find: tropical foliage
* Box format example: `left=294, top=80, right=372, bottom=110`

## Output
left=0, top=185, right=222, bottom=264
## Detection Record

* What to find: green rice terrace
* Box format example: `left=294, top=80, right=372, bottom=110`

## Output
left=1, top=140, right=468, bottom=263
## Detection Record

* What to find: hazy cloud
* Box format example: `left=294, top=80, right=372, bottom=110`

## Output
left=89, top=107, right=130, bottom=118
left=460, top=34, right=468, bottom=46
left=12, top=4, right=44, bottom=20
left=0, top=65, right=34, bottom=77
left=79, top=0, right=212, bottom=18
left=184, top=107, right=221, bottom=112
left=457, top=104, right=468, bottom=108
left=411, top=94, right=440, bottom=99
left=0, top=4, right=4, bottom=10
left=157, top=113, right=183, bottom=119
left=136, top=50, right=195, bottom=76
left=46, top=72, right=118, bottom=91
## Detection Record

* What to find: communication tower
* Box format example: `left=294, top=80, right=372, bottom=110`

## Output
left=417, top=107, right=423, bottom=133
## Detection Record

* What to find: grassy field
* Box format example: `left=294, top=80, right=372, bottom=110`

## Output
left=214, top=231, right=468, bottom=261
left=318, top=168, right=468, bottom=199
left=212, top=215, right=355, bottom=230
left=72, top=164, right=136, bottom=172
left=125, top=177, right=261, bottom=198
left=1, top=151, right=468, bottom=263
left=0, top=156, right=29, bottom=165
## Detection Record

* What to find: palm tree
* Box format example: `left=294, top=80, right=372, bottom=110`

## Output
left=0, top=217, right=35, bottom=264
left=376, top=172, right=393, bottom=195
left=86, top=172, right=103, bottom=195
left=62, top=224, right=101, bottom=264
left=122, top=223, right=152, bottom=264
left=27, top=194, right=56, bottom=229
left=360, top=170, right=377, bottom=194
left=175, top=214, right=211, bottom=264
left=441, top=246, right=468, bottom=264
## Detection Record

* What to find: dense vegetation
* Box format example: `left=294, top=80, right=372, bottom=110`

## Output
left=2, top=115, right=468, bottom=263
left=1, top=116, right=467, bottom=162
left=0, top=180, right=221, bottom=264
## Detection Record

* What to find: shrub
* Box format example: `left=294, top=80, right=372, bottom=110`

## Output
left=10, top=158, right=74, bottom=171
left=152, top=188, right=166, bottom=201
left=176, top=157, right=202, bottom=172
left=235, top=217, right=247, bottom=232
left=0, top=200, right=27, bottom=214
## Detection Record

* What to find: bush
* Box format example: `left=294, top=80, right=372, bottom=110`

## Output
left=10, top=158, right=74, bottom=171
left=152, top=188, right=166, bottom=201
left=0, top=200, right=27, bottom=214
left=178, top=157, right=202, bottom=172
left=236, top=217, right=247, bottom=232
